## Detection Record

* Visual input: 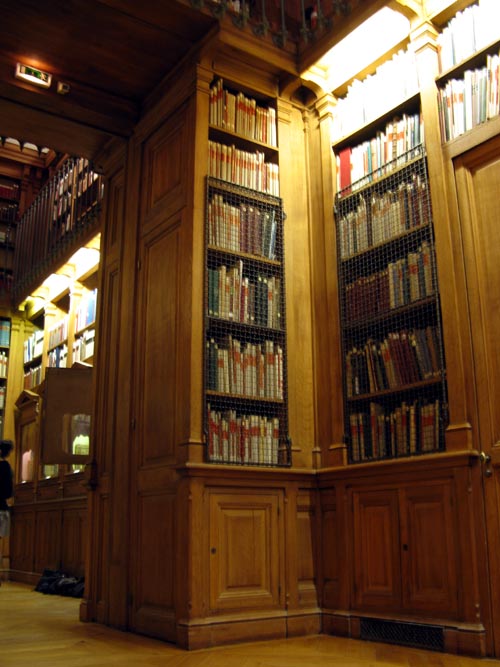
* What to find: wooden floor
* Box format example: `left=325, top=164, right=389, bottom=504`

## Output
left=1, top=582, right=500, bottom=667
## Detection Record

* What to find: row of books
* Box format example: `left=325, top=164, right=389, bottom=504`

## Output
left=336, top=116, right=424, bottom=192
left=207, top=406, right=281, bottom=465
left=0, top=202, right=18, bottom=222
left=349, top=398, right=443, bottom=462
left=344, top=243, right=434, bottom=322
left=437, top=0, right=500, bottom=73
left=337, top=174, right=430, bottom=259
left=0, top=319, right=10, bottom=347
left=0, top=385, right=6, bottom=410
left=0, top=352, right=8, bottom=379
left=47, top=344, right=68, bottom=369
left=24, top=329, right=44, bottom=363
left=345, top=326, right=442, bottom=397
left=208, top=140, right=280, bottom=196
left=0, top=181, right=19, bottom=201
left=75, top=288, right=98, bottom=333
left=437, top=52, right=500, bottom=142
left=209, top=79, right=277, bottom=147
left=206, top=336, right=284, bottom=400
left=331, top=48, right=419, bottom=142
left=73, top=329, right=95, bottom=363
left=23, top=364, right=42, bottom=389
left=207, top=194, right=278, bottom=260
left=48, top=317, right=68, bottom=350
left=0, top=228, right=14, bottom=245
left=208, top=262, right=281, bottom=328
left=51, top=158, right=100, bottom=224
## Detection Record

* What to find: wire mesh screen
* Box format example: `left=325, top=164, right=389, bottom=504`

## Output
left=335, top=148, right=448, bottom=464
left=204, top=177, right=290, bottom=467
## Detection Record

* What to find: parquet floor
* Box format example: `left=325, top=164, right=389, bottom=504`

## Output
left=1, top=582, right=500, bottom=667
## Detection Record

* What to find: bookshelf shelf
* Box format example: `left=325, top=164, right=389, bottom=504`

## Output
left=207, top=246, right=281, bottom=268
left=346, top=376, right=445, bottom=403
left=209, top=125, right=279, bottom=159
left=204, top=83, right=289, bottom=468
left=344, top=297, right=440, bottom=334
left=75, top=321, right=96, bottom=336
left=206, top=390, right=285, bottom=405
left=436, top=37, right=500, bottom=84
left=335, top=144, right=448, bottom=464
left=332, top=93, right=421, bottom=153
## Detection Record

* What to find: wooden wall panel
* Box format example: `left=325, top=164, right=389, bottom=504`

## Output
left=99, top=266, right=122, bottom=475
left=277, top=100, right=315, bottom=468
left=62, top=506, right=87, bottom=577
left=34, top=509, right=62, bottom=573
left=94, top=492, right=110, bottom=625
left=296, top=491, right=318, bottom=607
left=141, top=107, right=187, bottom=227
left=137, top=221, right=180, bottom=465
left=103, top=166, right=125, bottom=260
left=132, top=490, right=176, bottom=642
left=208, top=490, right=282, bottom=612
left=10, top=509, right=35, bottom=576
left=453, top=136, right=500, bottom=655
left=321, top=489, right=339, bottom=608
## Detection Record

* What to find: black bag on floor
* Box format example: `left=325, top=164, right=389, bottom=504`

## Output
left=34, top=568, right=85, bottom=598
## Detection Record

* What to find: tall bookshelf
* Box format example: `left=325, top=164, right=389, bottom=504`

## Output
left=22, top=234, right=100, bottom=391
left=435, top=1, right=500, bottom=142
left=332, top=43, right=449, bottom=464
left=0, top=317, right=11, bottom=438
left=204, top=78, right=289, bottom=467
left=0, top=174, right=19, bottom=294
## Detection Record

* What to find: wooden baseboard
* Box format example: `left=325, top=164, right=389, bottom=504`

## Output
left=178, top=614, right=287, bottom=650
left=322, top=609, right=487, bottom=658
left=8, top=569, right=40, bottom=586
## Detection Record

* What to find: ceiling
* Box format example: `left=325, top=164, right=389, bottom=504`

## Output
left=0, top=0, right=389, bottom=160
left=0, top=0, right=217, bottom=158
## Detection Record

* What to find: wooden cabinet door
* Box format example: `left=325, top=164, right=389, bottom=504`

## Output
left=401, top=482, right=458, bottom=616
left=351, top=489, right=401, bottom=611
left=209, top=490, right=284, bottom=613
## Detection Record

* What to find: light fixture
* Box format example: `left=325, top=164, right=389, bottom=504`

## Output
left=15, top=62, right=52, bottom=89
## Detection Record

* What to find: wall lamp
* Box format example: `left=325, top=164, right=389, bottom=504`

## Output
left=15, top=62, right=52, bottom=89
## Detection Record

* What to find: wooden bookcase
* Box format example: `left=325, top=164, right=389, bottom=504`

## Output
left=334, top=143, right=448, bottom=463
left=0, top=173, right=19, bottom=294
left=331, top=29, right=449, bottom=465
left=0, top=316, right=11, bottom=438
left=22, top=235, right=99, bottom=390
left=314, top=0, right=499, bottom=656
left=204, top=78, right=289, bottom=467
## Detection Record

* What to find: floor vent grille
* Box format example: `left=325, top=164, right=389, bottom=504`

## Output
left=360, top=617, right=444, bottom=652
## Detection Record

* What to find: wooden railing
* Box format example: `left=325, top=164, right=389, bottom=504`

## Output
left=189, top=0, right=354, bottom=48
left=12, top=157, right=103, bottom=305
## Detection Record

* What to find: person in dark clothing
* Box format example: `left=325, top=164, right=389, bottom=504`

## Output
left=0, top=439, right=14, bottom=584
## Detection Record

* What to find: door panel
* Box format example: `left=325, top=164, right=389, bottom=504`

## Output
left=351, top=489, right=401, bottom=610
left=401, top=483, right=458, bottom=616
left=209, top=491, right=283, bottom=612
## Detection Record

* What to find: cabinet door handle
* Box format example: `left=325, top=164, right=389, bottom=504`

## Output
left=402, top=544, right=409, bottom=551
left=480, top=451, right=493, bottom=478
